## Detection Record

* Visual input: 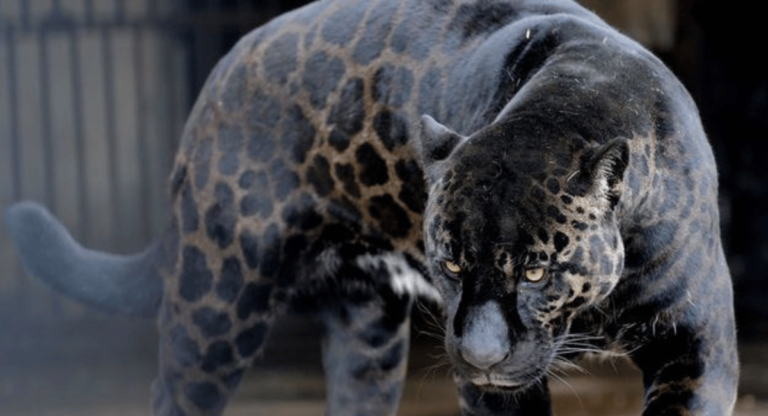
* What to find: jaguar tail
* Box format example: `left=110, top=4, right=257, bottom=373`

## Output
left=4, top=201, right=163, bottom=318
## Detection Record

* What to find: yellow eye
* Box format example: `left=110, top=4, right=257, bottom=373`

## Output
left=524, top=268, right=545, bottom=283
left=444, top=260, right=462, bottom=274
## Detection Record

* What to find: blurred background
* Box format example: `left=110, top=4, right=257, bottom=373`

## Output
left=0, top=0, right=765, bottom=415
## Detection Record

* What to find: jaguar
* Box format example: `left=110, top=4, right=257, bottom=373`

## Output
left=5, top=0, right=738, bottom=415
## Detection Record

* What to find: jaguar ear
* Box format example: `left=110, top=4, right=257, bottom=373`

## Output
left=419, top=115, right=465, bottom=167
left=568, top=138, right=630, bottom=210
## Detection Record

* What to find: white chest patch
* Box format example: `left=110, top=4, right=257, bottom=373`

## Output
left=355, top=253, right=443, bottom=304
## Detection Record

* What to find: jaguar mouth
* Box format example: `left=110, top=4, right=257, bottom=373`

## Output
left=468, top=373, right=529, bottom=391
left=470, top=374, right=524, bottom=390
left=465, top=363, right=550, bottom=392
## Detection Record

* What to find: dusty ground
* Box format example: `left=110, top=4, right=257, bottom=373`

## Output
left=0, top=316, right=766, bottom=415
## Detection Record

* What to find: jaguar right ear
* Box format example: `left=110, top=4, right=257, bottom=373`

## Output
left=419, top=115, right=465, bottom=168
left=566, top=138, right=630, bottom=210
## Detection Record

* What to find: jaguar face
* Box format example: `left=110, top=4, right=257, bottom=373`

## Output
left=419, top=115, right=629, bottom=391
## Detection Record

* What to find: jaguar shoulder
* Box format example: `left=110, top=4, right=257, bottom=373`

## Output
left=5, top=0, right=738, bottom=415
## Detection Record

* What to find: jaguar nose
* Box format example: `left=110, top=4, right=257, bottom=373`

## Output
left=460, top=339, right=509, bottom=370
left=459, top=301, right=510, bottom=370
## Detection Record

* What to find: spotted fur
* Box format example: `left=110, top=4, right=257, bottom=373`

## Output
left=5, top=0, right=738, bottom=415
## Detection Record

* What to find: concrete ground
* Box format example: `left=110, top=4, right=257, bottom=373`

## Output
left=1, top=316, right=766, bottom=416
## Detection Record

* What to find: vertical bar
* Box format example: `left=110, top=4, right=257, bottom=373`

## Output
left=115, top=0, right=126, bottom=23
left=167, top=28, right=182, bottom=149
left=133, top=26, right=151, bottom=244
left=69, top=28, right=90, bottom=248
left=185, top=9, right=201, bottom=105
left=85, top=0, right=95, bottom=25
left=68, top=16, right=90, bottom=319
left=39, top=20, right=62, bottom=315
left=101, top=26, right=121, bottom=251
left=6, top=31, right=21, bottom=202
left=188, top=25, right=198, bottom=109
left=170, top=2, right=184, bottom=150
left=154, top=0, right=177, bottom=172
left=6, top=24, right=23, bottom=314
left=202, top=0, right=218, bottom=94
left=148, top=0, right=158, bottom=19
left=19, top=0, right=30, bottom=30
left=39, top=30, right=56, bottom=212
left=149, top=0, right=171, bottom=238
left=83, top=0, right=96, bottom=256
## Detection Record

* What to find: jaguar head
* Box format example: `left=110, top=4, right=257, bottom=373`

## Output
left=418, top=115, right=629, bottom=391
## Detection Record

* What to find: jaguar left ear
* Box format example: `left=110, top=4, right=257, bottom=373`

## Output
left=419, top=115, right=465, bottom=168
left=569, top=138, right=630, bottom=209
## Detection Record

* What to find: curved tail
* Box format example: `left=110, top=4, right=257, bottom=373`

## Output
left=4, top=201, right=163, bottom=318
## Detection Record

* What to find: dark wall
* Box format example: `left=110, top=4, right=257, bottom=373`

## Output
left=182, top=0, right=314, bottom=106
left=678, top=0, right=768, bottom=338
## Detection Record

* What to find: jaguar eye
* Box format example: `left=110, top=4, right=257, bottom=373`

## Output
left=444, top=260, right=462, bottom=275
left=524, top=268, right=546, bottom=283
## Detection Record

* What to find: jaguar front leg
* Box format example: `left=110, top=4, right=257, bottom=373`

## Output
left=629, top=322, right=739, bottom=416
left=456, top=376, right=553, bottom=416
left=152, top=295, right=275, bottom=416
left=321, top=289, right=413, bottom=416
